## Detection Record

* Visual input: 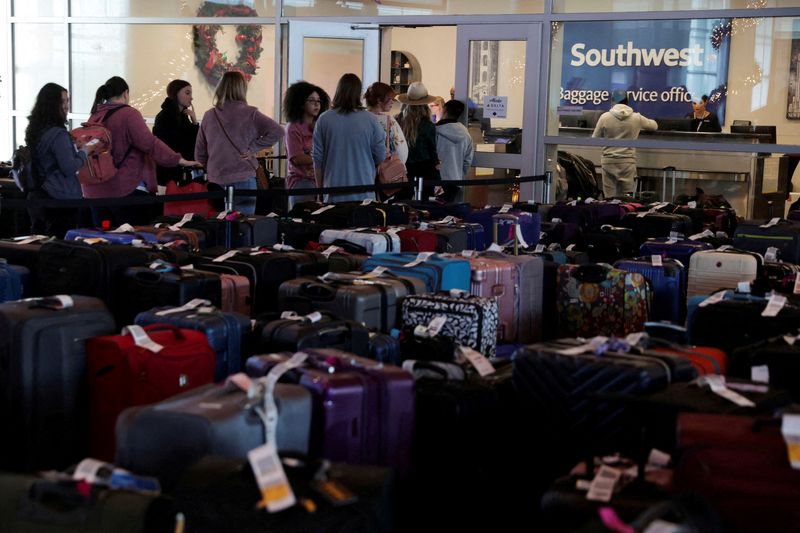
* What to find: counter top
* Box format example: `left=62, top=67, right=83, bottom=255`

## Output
left=558, top=127, right=771, bottom=144
left=636, top=167, right=749, bottom=182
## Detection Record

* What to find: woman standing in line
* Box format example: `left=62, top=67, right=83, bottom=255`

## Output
left=153, top=79, right=201, bottom=186
left=282, top=81, right=330, bottom=209
left=195, top=71, right=284, bottom=215
left=396, top=81, right=440, bottom=196
left=25, top=83, right=96, bottom=237
left=84, top=76, right=199, bottom=226
left=364, top=81, right=408, bottom=200
left=312, top=73, right=385, bottom=203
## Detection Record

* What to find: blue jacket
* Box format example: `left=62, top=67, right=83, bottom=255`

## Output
left=33, top=126, right=86, bottom=199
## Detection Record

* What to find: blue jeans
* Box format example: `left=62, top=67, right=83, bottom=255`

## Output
left=288, top=177, right=318, bottom=210
left=229, top=177, right=257, bottom=216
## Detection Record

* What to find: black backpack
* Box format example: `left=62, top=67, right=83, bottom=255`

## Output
left=10, top=145, right=39, bottom=193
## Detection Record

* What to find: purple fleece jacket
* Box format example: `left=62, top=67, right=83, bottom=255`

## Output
left=195, top=101, right=283, bottom=186
left=81, top=103, right=181, bottom=198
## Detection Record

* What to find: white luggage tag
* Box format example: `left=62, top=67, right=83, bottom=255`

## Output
left=216, top=210, right=230, bottom=220
left=667, top=231, right=682, bottom=244
left=534, top=244, right=546, bottom=253
left=585, top=465, right=621, bottom=502
left=737, top=281, right=751, bottom=294
left=764, top=246, right=779, bottom=262
left=360, top=199, right=374, bottom=206
left=170, top=213, right=194, bottom=229
left=321, top=245, right=341, bottom=258
left=698, top=291, right=727, bottom=308
left=403, top=252, right=435, bottom=267
left=457, top=346, right=495, bottom=377
left=13, top=234, right=50, bottom=244
left=716, top=245, right=733, bottom=251
left=123, top=325, right=164, bottom=353
left=688, top=229, right=714, bottom=241
left=794, top=273, right=800, bottom=295
left=212, top=250, right=239, bottom=262
left=698, top=375, right=755, bottom=407
left=687, top=201, right=697, bottom=209
left=760, top=217, right=781, bottom=228
left=487, top=243, right=504, bottom=253
left=25, top=295, right=75, bottom=310
left=311, top=205, right=335, bottom=215
left=498, top=203, right=513, bottom=214
left=360, top=266, right=388, bottom=279
left=426, top=315, right=447, bottom=336
left=109, top=223, right=136, bottom=234
left=461, top=250, right=477, bottom=258
left=750, top=365, right=770, bottom=384
left=584, top=197, right=596, bottom=204
left=762, top=293, right=787, bottom=317
left=266, top=212, right=278, bottom=218
left=557, top=336, right=609, bottom=356
left=248, top=352, right=308, bottom=513
left=273, top=243, right=295, bottom=251
left=651, top=255, right=663, bottom=267
left=155, top=299, right=211, bottom=316
left=515, top=225, right=529, bottom=248
left=73, top=458, right=115, bottom=484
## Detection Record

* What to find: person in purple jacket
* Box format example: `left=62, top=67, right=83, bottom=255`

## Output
left=83, top=76, right=200, bottom=226
left=25, top=83, right=98, bottom=237
left=195, top=71, right=284, bottom=215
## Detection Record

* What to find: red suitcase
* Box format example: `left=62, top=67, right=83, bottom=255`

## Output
left=87, top=323, right=216, bottom=461
left=397, top=227, right=438, bottom=252
left=650, top=344, right=727, bottom=375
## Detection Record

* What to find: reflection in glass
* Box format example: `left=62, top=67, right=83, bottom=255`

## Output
left=553, top=0, right=798, bottom=13
left=283, top=0, right=543, bottom=16
left=302, top=37, right=363, bottom=103
left=70, top=0, right=274, bottom=17
left=70, top=24, right=276, bottom=118
left=14, top=24, right=67, bottom=115
left=468, top=40, right=526, bottom=154
left=12, top=0, right=67, bottom=17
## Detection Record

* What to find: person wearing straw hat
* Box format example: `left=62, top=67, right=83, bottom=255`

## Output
left=396, top=81, right=441, bottom=199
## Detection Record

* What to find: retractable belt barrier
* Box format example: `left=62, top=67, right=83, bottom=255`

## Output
left=0, top=173, right=551, bottom=211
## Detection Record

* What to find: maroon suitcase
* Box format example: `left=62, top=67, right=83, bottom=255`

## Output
left=397, top=228, right=438, bottom=252
left=219, top=273, right=251, bottom=316
left=463, top=255, right=518, bottom=342
left=245, top=352, right=368, bottom=465
left=87, top=324, right=216, bottom=461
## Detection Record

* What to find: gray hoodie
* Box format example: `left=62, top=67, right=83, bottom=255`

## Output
left=435, top=120, right=474, bottom=181
left=591, top=104, right=658, bottom=162
left=33, top=126, right=86, bottom=199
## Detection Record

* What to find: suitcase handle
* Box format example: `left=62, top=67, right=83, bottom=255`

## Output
left=299, top=282, right=336, bottom=301
left=140, top=323, right=186, bottom=340
left=17, top=481, right=92, bottom=525
left=573, top=263, right=612, bottom=283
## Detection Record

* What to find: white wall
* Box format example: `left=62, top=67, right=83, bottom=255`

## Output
left=384, top=26, right=457, bottom=105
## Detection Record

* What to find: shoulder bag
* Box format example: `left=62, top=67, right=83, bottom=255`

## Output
left=212, top=109, right=270, bottom=190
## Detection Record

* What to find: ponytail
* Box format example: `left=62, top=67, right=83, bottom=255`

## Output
left=91, top=76, right=129, bottom=114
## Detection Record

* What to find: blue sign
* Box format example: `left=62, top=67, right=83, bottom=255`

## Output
left=560, top=20, right=731, bottom=125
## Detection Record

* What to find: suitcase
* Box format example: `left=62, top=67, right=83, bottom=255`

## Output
left=406, top=200, right=471, bottom=220
left=0, top=259, right=25, bottom=303
left=276, top=218, right=330, bottom=249
left=152, top=214, right=226, bottom=247
left=265, top=247, right=329, bottom=276
left=193, top=248, right=298, bottom=314
left=649, top=343, right=728, bottom=376
left=278, top=274, right=425, bottom=333
left=228, top=214, right=279, bottom=248
left=64, top=228, right=157, bottom=245
left=426, top=225, right=469, bottom=253
left=135, top=304, right=251, bottom=382
left=245, top=353, right=370, bottom=464
left=0, top=295, right=116, bottom=470
left=135, top=224, right=207, bottom=251
left=115, top=380, right=312, bottom=489
left=399, top=329, right=458, bottom=363
left=620, top=211, right=694, bottom=244
left=397, top=227, right=438, bottom=253
left=260, top=311, right=371, bottom=356
left=687, top=249, right=761, bottom=298
left=115, top=266, right=223, bottom=326
left=733, top=219, right=800, bottom=263
left=730, top=336, right=800, bottom=401
left=639, top=238, right=713, bottom=265
left=467, top=208, right=540, bottom=249
left=0, top=472, right=174, bottom=533
left=539, top=220, right=582, bottom=249
left=760, top=261, right=800, bottom=295
left=218, top=272, right=251, bottom=315
left=87, top=324, right=216, bottom=461
left=319, top=228, right=401, bottom=254
left=326, top=249, right=366, bottom=273
left=583, top=225, right=637, bottom=263
left=462, top=255, right=517, bottom=342
left=557, top=263, right=651, bottom=338
left=401, top=292, right=499, bottom=357
left=429, top=221, right=486, bottom=251
left=292, top=202, right=385, bottom=228
left=547, top=201, right=626, bottom=229
left=361, top=253, right=471, bottom=292
left=369, top=332, right=402, bottom=366
left=614, top=256, right=684, bottom=323
left=478, top=251, right=544, bottom=343
left=0, top=239, right=45, bottom=295
left=301, top=348, right=415, bottom=475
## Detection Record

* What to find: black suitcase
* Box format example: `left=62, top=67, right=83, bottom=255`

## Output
left=267, top=248, right=329, bottom=276
left=0, top=239, right=45, bottom=296
left=152, top=214, right=226, bottom=247
left=194, top=249, right=297, bottom=314
left=620, top=212, right=694, bottom=245
left=276, top=218, right=329, bottom=249
left=291, top=202, right=384, bottom=228
left=369, top=332, right=402, bottom=366
left=733, top=219, right=800, bottom=263
left=115, top=266, right=222, bottom=326
left=0, top=295, right=116, bottom=470
left=229, top=214, right=279, bottom=248
left=730, top=337, right=800, bottom=402
left=583, top=225, right=637, bottom=263
left=259, top=312, right=370, bottom=357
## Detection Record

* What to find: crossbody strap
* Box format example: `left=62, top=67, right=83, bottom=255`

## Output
left=101, top=105, right=134, bottom=167
left=213, top=109, right=258, bottom=172
left=385, top=115, right=391, bottom=151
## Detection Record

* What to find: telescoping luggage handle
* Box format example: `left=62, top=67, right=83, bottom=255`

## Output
left=492, top=213, right=522, bottom=255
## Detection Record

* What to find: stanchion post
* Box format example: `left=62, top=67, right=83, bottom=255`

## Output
left=543, top=171, right=552, bottom=204
left=225, top=185, right=235, bottom=212
left=415, top=177, right=423, bottom=201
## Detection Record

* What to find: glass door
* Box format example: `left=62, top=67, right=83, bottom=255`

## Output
left=455, top=24, right=542, bottom=204
left=287, top=21, right=380, bottom=102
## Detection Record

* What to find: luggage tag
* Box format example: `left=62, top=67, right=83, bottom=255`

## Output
left=359, top=266, right=388, bottom=279
left=515, top=225, right=529, bottom=248
left=266, top=212, right=279, bottom=218
left=79, top=237, right=109, bottom=245
left=311, top=205, right=335, bottom=215
left=566, top=244, right=577, bottom=251
left=212, top=250, right=239, bottom=262
left=149, top=259, right=175, bottom=273
left=716, top=245, right=732, bottom=251
left=698, top=290, right=726, bottom=308
left=651, top=255, right=663, bottom=267
left=273, top=243, right=295, bottom=251
left=556, top=336, right=609, bottom=356
left=216, top=210, right=230, bottom=220
left=122, top=325, right=164, bottom=353
left=403, top=252, right=435, bottom=267
left=247, top=352, right=309, bottom=513
left=360, top=199, right=374, bottom=206
left=793, top=273, right=800, bottom=296
left=249, top=247, right=272, bottom=256
left=698, top=375, right=755, bottom=407
left=760, top=217, right=781, bottom=228
left=688, top=229, right=714, bottom=241
left=321, top=245, right=341, bottom=258
left=109, top=223, right=136, bottom=233
left=457, top=346, right=495, bottom=377
left=73, top=458, right=114, bottom=484
left=750, top=365, right=770, bottom=384
left=584, top=197, right=596, bottom=204
left=624, top=332, right=648, bottom=348
left=764, top=246, right=779, bottom=262
left=781, top=414, right=800, bottom=470
left=487, top=243, right=504, bottom=253
left=461, top=250, right=477, bottom=258
left=418, top=221, right=430, bottom=230
left=155, top=298, right=211, bottom=316
left=498, top=203, right=513, bottom=214
left=585, top=465, right=621, bottom=502
left=667, top=231, right=682, bottom=243
left=687, top=201, right=697, bottom=208
left=551, top=218, right=562, bottom=224
left=13, top=234, right=50, bottom=244
left=534, top=244, right=545, bottom=253
left=26, top=295, right=74, bottom=310
left=737, top=281, right=751, bottom=294
left=762, top=293, right=787, bottom=317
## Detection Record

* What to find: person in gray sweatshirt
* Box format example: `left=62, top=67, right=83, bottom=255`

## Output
left=592, top=89, right=657, bottom=198
left=435, top=100, right=474, bottom=202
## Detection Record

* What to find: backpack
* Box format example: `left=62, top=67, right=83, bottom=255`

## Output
left=10, top=145, right=38, bottom=193
left=70, top=105, right=130, bottom=186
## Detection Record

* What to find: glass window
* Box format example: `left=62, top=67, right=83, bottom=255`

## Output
left=70, top=24, right=276, bottom=119
left=467, top=167, right=521, bottom=206
left=549, top=17, right=800, bottom=146
left=283, top=0, right=543, bottom=17
left=70, top=0, right=275, bottom=18
left=553, top=0, right=799, bottom=13
left=13, top=23, right=68, bottom=114
left=302, top=37, right=364, bottom=102
left=12, top=0, right=67, bottom=17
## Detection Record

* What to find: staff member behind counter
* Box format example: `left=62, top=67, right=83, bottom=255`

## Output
left=686, top=94, right=722, bottom=133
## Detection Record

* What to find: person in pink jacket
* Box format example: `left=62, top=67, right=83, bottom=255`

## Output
left=82, top=76, right=199, bottom=226
left=195, top=71, right=284, bottom=215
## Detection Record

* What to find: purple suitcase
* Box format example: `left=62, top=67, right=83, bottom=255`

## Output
left=245, top=352, right=372, bottom=466
left=639, top=238, right=713, bottom=265
left=64, top=228, right=156, bottom=245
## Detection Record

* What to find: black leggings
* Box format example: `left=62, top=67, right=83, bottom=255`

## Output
left=27, top=190, right=82, bottom=239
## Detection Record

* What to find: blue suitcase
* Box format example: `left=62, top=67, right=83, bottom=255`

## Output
left=369, top=332, right=402, bottom=366
left=64, top=228, right=157, bottom=245
left=0, top=260, right=26, bottom=303
left=361, top=253, right=471, bottom=292
left=615, top=257, right=685, bottom=323
left=135, top=305, right=250, bottom=382
left=639, top=238, right=713, bottom=265
left=733, top=219, right=800, bottom=263
left=466, top=208, right=541, bottom=248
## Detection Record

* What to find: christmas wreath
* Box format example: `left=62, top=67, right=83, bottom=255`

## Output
left=194, top=2, right=263, bottom=87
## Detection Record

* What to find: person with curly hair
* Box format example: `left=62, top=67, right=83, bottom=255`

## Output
left=25, top=82, right=97, bottom=237
left=282, top=81, right=330, bottom=208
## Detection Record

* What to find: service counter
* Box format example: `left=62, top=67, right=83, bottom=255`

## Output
left=555, top=128, right=785, bottom=218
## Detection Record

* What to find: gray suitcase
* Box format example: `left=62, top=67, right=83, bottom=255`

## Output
left=278, top=273, right=426, bottom=332
left=115, top=380, right=312, bottom=489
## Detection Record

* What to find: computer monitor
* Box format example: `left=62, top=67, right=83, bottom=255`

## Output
left=732, top=120, right=752, bottom=127
left=730, top=124, right=777, bottom=144
left=655, top=117, right=693, bottom=132
left=559, top=115, right=588, bottom=128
